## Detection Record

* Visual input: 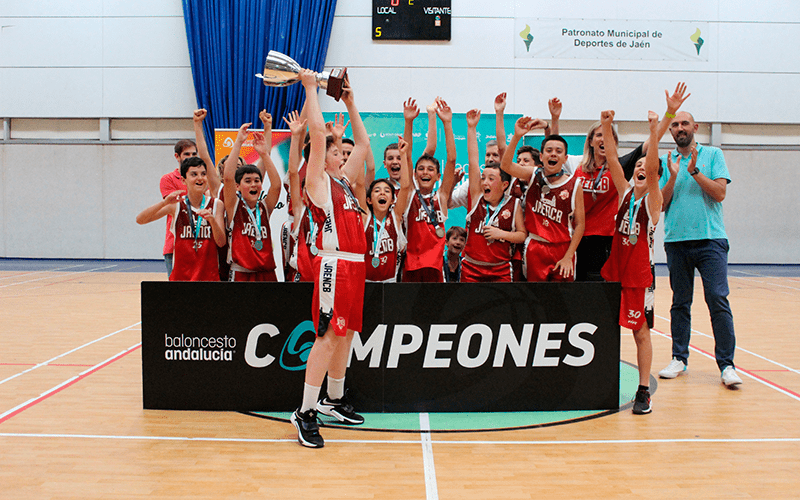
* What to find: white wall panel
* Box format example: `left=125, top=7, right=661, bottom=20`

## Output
left=103, top=17, right=191, bottom=67
left=717, top=22, right=800, bottom=73
left=3, top=145, right=104, bottom=258
left=717, top=73, right=800, bottom=124
left=102, top=67, right=197, bottom=118
left=103, top=0, right=184, bottom=17
left=719, top=0, right=800, bottom=22
left=514, top=1, right=720, bottom=21
left=0, top=0, right=103, bottom=17
left=0, top=18, right=103, bottom=67
left=0, top=68, right=105, bottom=117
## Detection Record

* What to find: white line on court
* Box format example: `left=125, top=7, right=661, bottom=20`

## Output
left=0, top=265, right=83, bottom=281
left=0, top=265, right=118, bottom=289
left=1, top=432, right=798, bottom=446
left=419, top=413, right=439, bottom=500
left=652, top=326, right=800, bottom=403
left=729, top=275, right=800, bottom=293
left=655, top=314, right=800, bottom=375
left=0, top=322, right=141, bottom=386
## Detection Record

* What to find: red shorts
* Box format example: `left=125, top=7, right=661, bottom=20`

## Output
left=402, top=267, right=444, bottom=283
left=461, top=259, right=512, bottom=283
left=524, top=239, right=574, bottom=282
left=620, top=286, right=646, bottom=330
left=312, top=254, right=365, bottom=337
left=230, top=268, right=278, bottom=282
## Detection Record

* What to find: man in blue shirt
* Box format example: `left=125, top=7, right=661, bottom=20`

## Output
left=657, top=111, right=742, bottom=387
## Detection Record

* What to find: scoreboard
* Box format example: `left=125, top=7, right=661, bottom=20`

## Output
left=372, top=0, right=452, bottom=41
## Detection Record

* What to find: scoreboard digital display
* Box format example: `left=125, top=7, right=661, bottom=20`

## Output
left=372, top=0, right=451, bottom=41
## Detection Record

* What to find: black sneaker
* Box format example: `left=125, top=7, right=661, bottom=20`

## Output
left=632, top=389, right=652, bottom=415
left=290, top=409, right=324, bottom=448
left=316, top=393, right=364, bottom=425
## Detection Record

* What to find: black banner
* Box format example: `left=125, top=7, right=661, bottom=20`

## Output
left=142, top=282, right=620, bottom=412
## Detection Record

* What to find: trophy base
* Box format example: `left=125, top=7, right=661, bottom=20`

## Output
left=325, top=67, right=348, bottom=101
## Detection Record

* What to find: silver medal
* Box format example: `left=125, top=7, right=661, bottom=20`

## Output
left=372, top=256, right=380, bottom=268
left=592, top=192, right=597, bottom=201
left=253, top=240, right=263, bottom=251
left=435, top=226, right=445, bottom=238
left=629, top=233, right=638, bottom=245
left=310, top=244, right=319, bottom=256
left=541, top=185, right=550, bottom=195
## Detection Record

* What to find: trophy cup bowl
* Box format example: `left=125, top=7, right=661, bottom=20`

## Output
left=256, top=50, right=348, bottom=101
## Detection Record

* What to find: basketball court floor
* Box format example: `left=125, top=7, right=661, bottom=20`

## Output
left=1, top=259, right=799, bottom=499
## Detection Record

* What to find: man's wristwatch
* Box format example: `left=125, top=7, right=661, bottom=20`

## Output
left=690, top=169, right=700, bottom=176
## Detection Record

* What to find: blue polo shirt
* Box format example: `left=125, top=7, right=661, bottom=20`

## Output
left=659, top=144, right=730, bottom=242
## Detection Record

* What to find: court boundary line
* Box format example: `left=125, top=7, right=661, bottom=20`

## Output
left=419, top=413, right=439, bottom=500
left=0, top=343, right=141, bottom=424
left=0, top=265, right=118, bottom=289
left=1, top=432, right=798, bottom=446
left=0, top=322, right=141, bottom=387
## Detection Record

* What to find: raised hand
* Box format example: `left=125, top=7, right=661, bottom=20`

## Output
left=665, top=82, right=690, bottom=114
left=235, top=122, right=251, bottom=143
left=435, top=98, right=453, bottom=123
left=259, top=110, right=272, bottom=130
left=299, top=68, right=317, bottom=90
left=340, top=77, right=354, bottom=105
left=466, top=108, right=481, bottom=128
left=687, top=146, right=698, bottom=173
left=514, top=116, right=536, bottom=136
left=403, top=98, right=420, bottom=121
left=426, top=97, right=439, bottom=114
left=601, top=109, right=615, bottom=125
left=193, top=109, right=207, bottom=123
left=283, top=110, right=307, bottom=136
left=494, top=93, right=507, bottom=114
left=253, top=131, right=267, bottom=157
left=548, top=98, right=562, bottom=119
left=666, top=151, right=679, bottom=176
left=648, top=110, right=659, bottom=132
left=397, top=136, right=408, bottom=155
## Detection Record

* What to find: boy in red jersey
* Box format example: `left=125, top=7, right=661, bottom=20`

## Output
left=601, top=108, right=678, bottom=415
left=500, top=119, right=585, bottom=281
left=364, top=138, right=412, bottom=282
left=462, top=109, right=526, bottom=282
left=290, top=70, right=371, bottom=448
left=400, top=97, right=457, bottom=282
left=138, top=156, right=226, bottom=281
left=222, top=123, right=282, bottom=281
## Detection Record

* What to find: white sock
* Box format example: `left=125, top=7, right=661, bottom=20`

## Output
left=327, top=376, right=345, bottom=400
left=300, top=383, right=321, bottom=413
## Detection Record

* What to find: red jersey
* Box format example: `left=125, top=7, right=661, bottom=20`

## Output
left=464, top=194, right=518, bottom=266
left=160, top=168, right=186, bottom=255
left=523, top=170, right=579, bottom=244
left=574, top=166, right=616, bottom=237
left=403, top=191, right=447, bottom=271
left=364, top=210, right=406, bottom=282
left=601, top=188, right=656, bottom=288
left=307, top=174, right=366, bottom=257
left=169, top=196, right=222, bottom=281
left=228, top=195, right=276, bottom=273
left=291, top=207, right=316, bottom=283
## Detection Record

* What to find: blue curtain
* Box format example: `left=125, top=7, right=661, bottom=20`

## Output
left=182, top=0, right=338, bottom=163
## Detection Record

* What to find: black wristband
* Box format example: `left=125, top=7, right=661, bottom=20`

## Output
left=690, top=169, right=700, bottom=176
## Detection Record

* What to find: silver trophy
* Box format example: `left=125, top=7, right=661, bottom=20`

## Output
left=256, top=50, right=348, bottom=101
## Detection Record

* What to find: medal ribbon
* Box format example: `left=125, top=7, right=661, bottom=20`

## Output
left=372, top=214, right=388, bottom=260
left=416, top=189, right=442, bottom=231
left=238, top=192, right=263, bottom=243
left=333, top=177, right=366, bottom=215
left=627, top=191, right=645, bottom=241
left=484, top=195, right=507, bottom=228
left=185, top=194, right=206, bottom=251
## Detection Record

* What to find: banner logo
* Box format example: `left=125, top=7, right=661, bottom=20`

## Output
left=690, top=28, right=704, bottom=55
left=519, top=24, right=534, bottom=52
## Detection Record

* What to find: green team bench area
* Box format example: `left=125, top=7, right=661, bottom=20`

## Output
left=141, top=281, right=622, bottom=413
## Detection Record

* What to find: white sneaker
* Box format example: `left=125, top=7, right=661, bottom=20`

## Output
left=659, top=358, right=687, bottom=379
left=721, top=366, right=743, bottom=386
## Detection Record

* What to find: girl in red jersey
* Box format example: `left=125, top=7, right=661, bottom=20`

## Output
left=461, top=109, right=526, bottom=282
left=400, top=97, right=457, bottom=282
left=290, top=70, right=371, bottom=448
left=500, top=118, right=585, bottom=282
left=363, top=138, right=412, bottom=282
left=222, top=123, right=282, bottom=282
left=600, top=106, right=684, bottom=415
left=136, top=157, right=226, bottom=281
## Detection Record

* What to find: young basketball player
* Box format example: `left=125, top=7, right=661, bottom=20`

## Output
left=364, top=139, right=412, bottom=282
left=500, top=119, right=585, bottom=281
left=137, top=157, right=226, bottom=281
left=400, top=97, right=457, bottom=282
left=222, top=123, right=282, bottom=281
left=290, top=69, right=370, bottom=448
left=461, top=109, right=526, bottom=282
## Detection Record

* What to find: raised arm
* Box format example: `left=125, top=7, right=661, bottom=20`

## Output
left=283, top=110, right=307, bottom=220
left=494, top=92, right=508, bottom=160
left=326, top=112, right=349, bottom=157
left=259, top=110, right=273, bottom=154
left=193, top=109, right=219, bottom=195
left=645, top=111, right=664, bottom=225
left=436, top=98, right=457, bottom=212
left=600, top=110, right=628, bottom=200
left=340, top=81, right=371, bottom=192
left=423, top=98, right=438, bottom=157
left=547, top=97, right=561, bottom=136
left=643, top=82, right=690, bottom=155
left=223, top=123, right=251, bottom=219
left=299, top=70, right=329, bottom=206
left=402, top=98, right=420, bottom=170
left=253, top=130, right=281, bottom=215
left=466, top=108, right=483, bottom=209
left=137, top=190, right=181, bottom=225
left=499, top=117, right=539, bottom=183
left=392, top=137, right=413, bottom=218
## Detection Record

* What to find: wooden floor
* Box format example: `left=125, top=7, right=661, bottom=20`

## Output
left=1, top=263, right=799, bottom=499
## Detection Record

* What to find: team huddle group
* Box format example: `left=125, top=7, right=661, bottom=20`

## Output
left=138, top=74, right=740, bottom=448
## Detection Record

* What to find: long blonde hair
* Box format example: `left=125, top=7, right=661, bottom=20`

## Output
left=578, top=121, right=619, bottom=171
